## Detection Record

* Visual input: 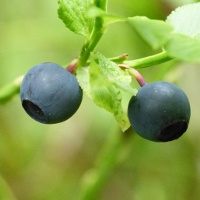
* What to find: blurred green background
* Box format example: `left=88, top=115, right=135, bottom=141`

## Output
left=1, top=0, right=200, bottom=199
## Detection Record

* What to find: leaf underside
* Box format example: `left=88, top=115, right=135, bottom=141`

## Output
left=166, top=2, right=200, bottom=38
left=164, top=2, right=200, bottom=62
left=76, top=53, right=136, bottom=131
left=127, top=16, right=174, bottom=49
left=58, top=0, right=95, bottom=37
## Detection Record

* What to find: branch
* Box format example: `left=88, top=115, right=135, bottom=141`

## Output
left=0, top=76, right=23, bottom=104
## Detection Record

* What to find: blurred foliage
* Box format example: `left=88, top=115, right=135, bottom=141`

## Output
left=0, top=0, right=200, bottom=200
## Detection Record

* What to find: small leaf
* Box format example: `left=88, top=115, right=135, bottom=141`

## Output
left=58, top=0, right=95, bottom=37
left=89, top=60, right=110, bottom=88
left=166, top=2, right=200, bottom=38
left=89, top=61, right=130, bottom=131
left=76, top=66, right=93, bottom=100
left=87, top=5, right=125, bottom=25
left=194, top=32, right=200, bottom=40
left=127, top=16, right=174, bottom=49
left=164, top=33, right=200, bottom=62
left=76, top=63, right=131, bottom=131
left=93, top=52, right=137, bottom=95
left=92, top=86, right=130, bottom=132
left=114, top=106, right=130, bottom=132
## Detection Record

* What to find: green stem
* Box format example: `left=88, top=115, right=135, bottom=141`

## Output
left=79, top=19, right=105, bottom=66
left=79, top=0, right=107, bottom=66
left=108, top=53, right=129, bottom=64
left=119, top=64, right=148, bottom=87
left=79, top=126, right=133, bottom=200
left=0, top=174, right=18, bottom=200
left=94, top=0, right=107, bottom=11
left=123, top=51, right=172, bottom=69
left=0, top=76, right=24, bottom=104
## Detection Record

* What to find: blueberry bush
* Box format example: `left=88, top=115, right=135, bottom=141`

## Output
left=0, top=0, right=200, bottom=199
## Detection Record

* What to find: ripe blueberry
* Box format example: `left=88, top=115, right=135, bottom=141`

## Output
left=128, top=81, right=191, bottom=142
left=20, top=62, right=82, bottom=124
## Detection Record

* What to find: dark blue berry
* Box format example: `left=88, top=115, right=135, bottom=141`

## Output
left=20, top=62, right=82, bottom=124
left=128, top=81, right=191, bottom=142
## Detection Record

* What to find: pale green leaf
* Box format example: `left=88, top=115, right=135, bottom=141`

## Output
left=91, top=85, right=130, bottom=131
left=87, top=5, right=125, bottom=25
left=166, top=2, right=200, bottom=38
left=194, top=32, right=200, bottom=40
left=58, top=0, right=94, bottom=37
left=89, top=60, right=110, bottom=88
left=76, top=66, right=92, bottom=97
left=127, top=16, right=174, bottom=49
left=93, top=52, right=137, bottom=95
left=76, top=63, right=131, bottom=131
left=164, top=33, right=200, bottom=62
left=89, top=61, right=130, bottom=131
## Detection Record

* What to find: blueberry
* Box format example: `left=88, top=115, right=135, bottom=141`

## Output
left=128, top=81, right=191, bottom=142
left=20, top=62, right=82, bottom=124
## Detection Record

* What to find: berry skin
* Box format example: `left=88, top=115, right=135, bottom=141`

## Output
left=20, top=62, right=82, bottom=124
left=128, top=81, right=191, bottom=142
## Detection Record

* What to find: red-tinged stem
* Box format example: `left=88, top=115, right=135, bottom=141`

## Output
left=119, top=53, right=129, bottom=59
left=66, top=59, right=78, bottom=73
left=108, top=53, right=129, bottom=64
left=119, top=64, right=147, bottom=87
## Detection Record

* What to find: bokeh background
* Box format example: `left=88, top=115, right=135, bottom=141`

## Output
left=1, top=0, right=200, bottom=199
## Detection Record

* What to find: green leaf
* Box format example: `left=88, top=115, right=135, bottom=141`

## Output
left=89, top=61, right=130, bottom=131
left=76, top=62, right=131, bottom=131
left=164, top=33, right=200, bottom=62
left=92, top=52, right=137, bottom=95
left=76, top=66, right=92, bottom=98
left=89, top=60, right=110, bottom=88
left=194, top=32, right=200, bottom=40
left=87, top=5, right=125, bottom=25
left=91, top=85, right=130, bottom=132
left=166, top=2, right=200, bottom=38
left=127, top=16, right=174, bottom=49
left=58, top=0, right=95, bottom=37
left=164, top=3, right=200, bottom=62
